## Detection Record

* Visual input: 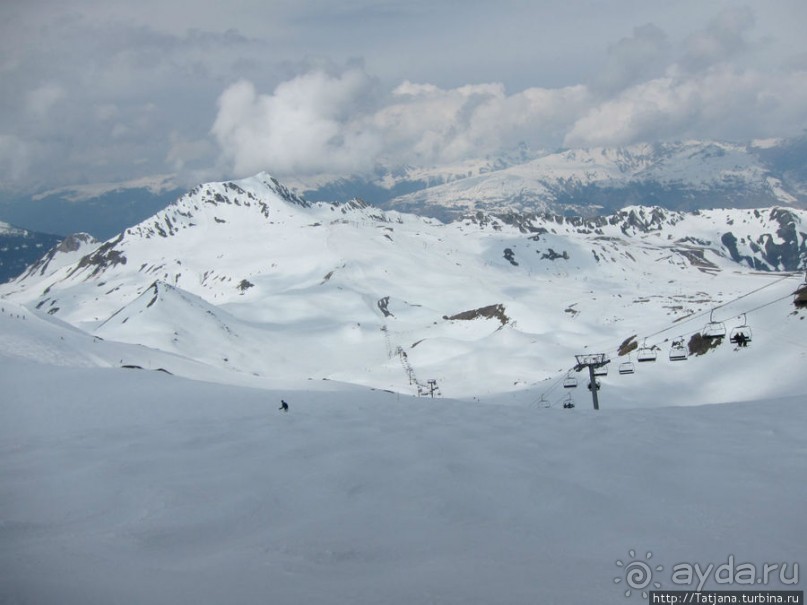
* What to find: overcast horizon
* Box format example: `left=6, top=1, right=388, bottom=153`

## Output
left=2, top=0, right=806, bottom=192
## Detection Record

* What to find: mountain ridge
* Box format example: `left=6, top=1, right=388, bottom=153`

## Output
left=2, top=172, right=805, bottom=400
left=0, top=220, right=63, bottom=283
left=3, top=136, right=805, bottom=244
left=300, top=137, right=807, bottom=219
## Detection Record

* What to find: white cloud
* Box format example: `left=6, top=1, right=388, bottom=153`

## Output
left=205, top=3, right=807, bottom=177
left=211, top=71, right=382, bottom=177
left=565, top=65, right=807, bottom=148
left=560, top=7, right=807, bottom=149
left=212, top=72, right=592, bottom=177
left=3, top=2, right=807, bottom=189
left=212, top=51, right=807, bottom=178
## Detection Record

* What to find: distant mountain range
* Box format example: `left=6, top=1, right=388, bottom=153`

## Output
left=299, top=137, right=807, bottom=219
left=0, top=175, right=184, bottom=240
left=2, top=137, right=805, bottom=242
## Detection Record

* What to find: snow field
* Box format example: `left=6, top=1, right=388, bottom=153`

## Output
left=1, top=357, right=805, bottom=604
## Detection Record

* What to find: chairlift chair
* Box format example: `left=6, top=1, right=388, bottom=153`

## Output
left=562, top=393, right=575, bottom=409
left=729, top=313, right=752, bottom=347
left=593, top=363, right=609, bottom=377
left=702, top=309, right=726, bottom=340
left=637, top=340, right=657, bottom=362
left=618, top=361, right=635, bottom=375
left=669, top=338, right=688, bottom=361
left=563, top=375, right=578, bottom=389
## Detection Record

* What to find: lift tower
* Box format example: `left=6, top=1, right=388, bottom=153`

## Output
left=574, top=353, right=610, bottom=410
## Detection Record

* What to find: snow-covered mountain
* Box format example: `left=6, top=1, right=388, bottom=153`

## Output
left=300, top=138, right=807, bottom=219
left=16, top=232, right=99, bottom=281
left=3, top=172, right=805, bottom=403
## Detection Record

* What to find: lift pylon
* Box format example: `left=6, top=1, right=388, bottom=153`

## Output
left=573, top=353, right=610, bottom=410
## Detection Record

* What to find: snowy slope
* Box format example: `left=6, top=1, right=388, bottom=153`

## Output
left=0, top=297, right=364, bottom=393
left=1, top=173, right=806, bottom=403
left=0, top=353, right=804, bottom=604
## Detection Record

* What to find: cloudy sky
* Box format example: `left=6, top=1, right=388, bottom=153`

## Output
left=1, top=0, right=806, bottom=191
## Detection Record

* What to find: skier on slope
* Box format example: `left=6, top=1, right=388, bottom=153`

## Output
left=279, top=400, right=289, bottom=412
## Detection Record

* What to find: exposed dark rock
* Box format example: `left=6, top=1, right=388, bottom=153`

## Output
left=720, top=232, right=768, bottom=270
left=761, top=208, right=807, bottom=270
left=618, top=335, right=638, bottom=357
left=688, top=332, right=723, bottom=356
left=443, top=303, right=509, bottom=326
left=541, top=248, right=569, bottom=260
left=56, top=233, right=97, bottom=253
left=71, top=234, right=127, bottom=278
left=673, top=248, right=720, bottom=272
left=377, top=296, right=394, bottom=318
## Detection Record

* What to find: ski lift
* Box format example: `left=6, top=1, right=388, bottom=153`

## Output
left=618, top=359, right=635, bottom=375
left=702, top=309, right=726, bottom=340
left=562, top=393, right=575, bottom=409
left=538, top=394, right=550, bottom=408
left=669, top=338, right=688, bottom=361
left=729, top=313, right=752, bottom=348
left=563, top=374, right=578, bottom=389
left=637, top=340, right=657, bottom=363
left=593, top=362, right=609, bottom=377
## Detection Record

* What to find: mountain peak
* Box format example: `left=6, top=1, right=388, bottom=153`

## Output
left=56, top=232, right=98, bottom=254
left=120, top=173, right=313, bottom=243
left=247, top=172, right=310, bottom=207
left=11, top=231, right=98, bottom=283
